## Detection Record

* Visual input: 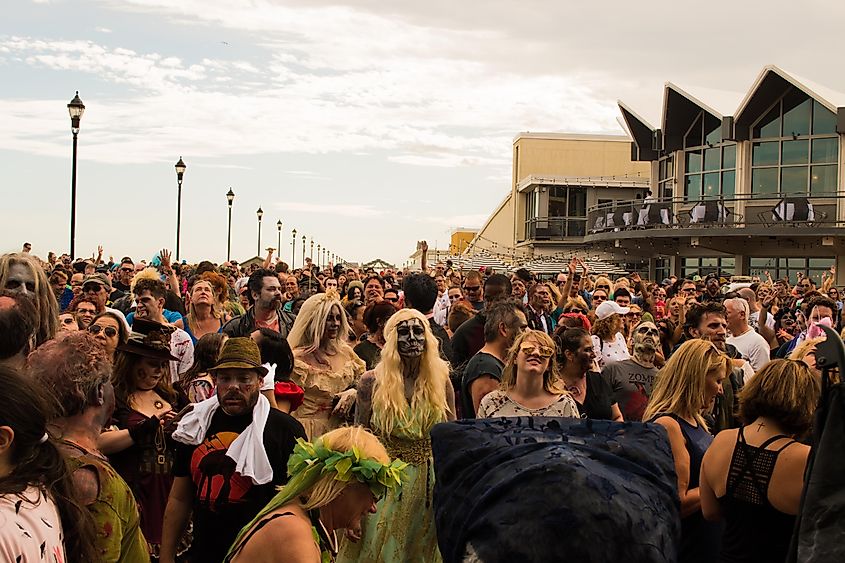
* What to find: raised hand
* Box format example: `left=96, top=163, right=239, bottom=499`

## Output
left=160, top=249, right=172, bottom=269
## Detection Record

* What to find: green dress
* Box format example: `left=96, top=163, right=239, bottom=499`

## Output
left=337, top=408, right=443, bottom=563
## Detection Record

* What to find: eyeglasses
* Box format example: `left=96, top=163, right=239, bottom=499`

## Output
left=519, top=343, right=554, bottom=358
left=682, top=288, right=697, bottom=294
left=383, top=297, right=399, bottom=303
left=82, top=283, right=104, bottom=293
left=119, top=267, right=134, bottom=273
left=596, top=285, right=610, bottom=291
left=592, top=295, right=607, bottom=302
left=463, top=285, right=481, bottom=292
left=88, top=325, right=118, bottom=337
left=568, top=308, right=586, bottom=315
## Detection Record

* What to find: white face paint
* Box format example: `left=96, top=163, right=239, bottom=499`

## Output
left=396, top=318, right=426, bottom=358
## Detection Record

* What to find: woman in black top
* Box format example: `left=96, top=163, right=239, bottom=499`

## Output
left=555, top=327, right=623, bottom=421
left=700, top=359, right=819, bottom=563
left=352, top=301, right=397, bottom=370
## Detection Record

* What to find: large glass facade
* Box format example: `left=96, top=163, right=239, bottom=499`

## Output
left=750, top=89, right=838, bottom=195
left=749, top=257, right=835, bottom=285
left=548, top=186, right=587, bottom=236
left=683, top=111, right=736, bottom=200
left=682, top=257, right=735, bottom=279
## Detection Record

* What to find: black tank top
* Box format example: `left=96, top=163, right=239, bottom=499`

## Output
left=717, top=426, right=797, bottom=563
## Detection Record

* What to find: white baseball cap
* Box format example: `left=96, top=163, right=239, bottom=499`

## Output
left=595, top=300, right=630, bottom=320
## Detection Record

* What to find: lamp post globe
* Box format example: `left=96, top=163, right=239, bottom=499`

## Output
left=174, top=157, right=186, bottom=261
left=292, top=228, right=297, bottom=268
left=226, top=188, right=235, bottom=261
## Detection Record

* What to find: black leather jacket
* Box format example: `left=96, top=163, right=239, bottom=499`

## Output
left=222, top=306, right=295, bottom=338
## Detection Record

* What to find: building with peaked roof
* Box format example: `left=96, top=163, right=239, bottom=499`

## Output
left=599, top=65, right=845, bottom=284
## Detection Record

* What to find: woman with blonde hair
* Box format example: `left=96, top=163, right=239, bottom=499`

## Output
left=478, top=329, right=578, bottom=418
left=288, top=291, right=365, bottom=439
left=591, top=301, right=631, bottom=368
left=0, top=253, right=58, bottom=345
left=789, top=336, right=824, bottom=377
left=183, top=277, right=225, bottom=343
left=225, top=426, right=406, bottom=563
left=700, top=359, right=819, bottom=563
left=643, top=339, right=731, bottom=563
left=339, top=308, right=455, bottom=562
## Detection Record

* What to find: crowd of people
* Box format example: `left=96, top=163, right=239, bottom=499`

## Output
left=0, top=241, right=835, bottom=562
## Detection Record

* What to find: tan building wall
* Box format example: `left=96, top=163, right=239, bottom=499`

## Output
left=449, top=230, right=477, bottom=255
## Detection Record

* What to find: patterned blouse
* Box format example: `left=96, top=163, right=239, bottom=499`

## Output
left=477, top=390, right=580, bottom=418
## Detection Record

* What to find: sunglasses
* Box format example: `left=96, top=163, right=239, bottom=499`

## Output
left=463, top=285, right=481, bottom=292
left=519, top=343, right=554, bottom=358
left=596, top=285, right=610, bottom=291
left=682, top=288, right=697, bottom=294
left=569, top=308, right=586, bottom=315
left=88, top=325, right=118, bottom=337
left=82, top=283, right=104, bottom=293
left=384, top=297, right=399, bottom=303
left=119, top=267, right=134, bottom=273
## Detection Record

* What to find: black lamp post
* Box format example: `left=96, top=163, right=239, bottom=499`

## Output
left=174, top=157, right=186, bottom=261
left=226, top=189, right=235, bottom=261
left=301, top=235, right=306, bottom=269
left=277, top=220, right=283, bottom=258
left=317, top=243, right=321, bottom=270
left=256, top=207, right=263, bottom=256
left=310, top=239, right=314, bottom=268
left=291, top=228, right=297, bottom=268
left=67, top=92, right=85, bottom=259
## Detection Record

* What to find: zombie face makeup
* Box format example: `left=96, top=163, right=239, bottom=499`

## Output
left=396, top=318, right=425, bottom=358
left=632, top=322, right=659, bottom=356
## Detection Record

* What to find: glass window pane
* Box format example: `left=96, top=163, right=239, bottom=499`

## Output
left=782, top=93, right=811, bottom=136
left=752, top=141, right=779, bottom=166
left=810, top=258, right=834, bottom=268
left=705, top=114, right=721, bottom=145
left=753, top=104, right=781, bottom=138
left=686, top=150, right=702, bottom=173
left=751, top=168, right=778, bottom=194
left=722, top=144, right=736, bottom=169
left=812, top=138, right=838, bottom=163
left=667, top=156, right=674, bottom=176
left=704, top=148, right=720, bottom=171
left=721, top=257, right=735, bottom=268
left=722, top=170, right=735, bottom=197
left=684, top=258, right=699, bottom=268
left=701, top=258, right=717, bottom=268
left=781, top=166, right=808, bottom=194
left=788, top=258, right=805, bottom=268
left=811, top=165, right=838, bottom=195
left=702, top=172, right=720, bottom=198
left=568, top=187, right=587, bottom=217
left=813, top=100, right=837, bottom=135
left=686, top=174, right=702, bottom=200
left=782, top=139, right=809, bottom=165
left=750, top=258, right=773, bottom=268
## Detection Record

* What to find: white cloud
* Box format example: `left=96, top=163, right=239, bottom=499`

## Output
left=95, top=27, right=113, bottom=33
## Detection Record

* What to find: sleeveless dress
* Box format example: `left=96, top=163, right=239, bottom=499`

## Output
left=651, top=413, right=723, bottom=563
left=716, top=427, right=798, bottom=563
left=291, top=355, right=365, bottom=440
left=337, top=406, right=444, bottom=563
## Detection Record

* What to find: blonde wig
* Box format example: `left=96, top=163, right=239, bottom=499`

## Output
left=371, top=308, right=450, bottom=437
left=643, top=339, right=731, bottom=429
left=0, top=253, right=58, bottom=345
left=129, top=267, right=162, bottom=292
left=500, top=329, right=564, bottom=394
left=287, top=290, right=352, bottom=356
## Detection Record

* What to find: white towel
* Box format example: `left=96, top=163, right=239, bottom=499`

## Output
left=172, top=394, right=273, bottom=485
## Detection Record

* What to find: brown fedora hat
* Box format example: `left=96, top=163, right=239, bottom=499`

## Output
left=209, top=337, right=268, bottom=377
left=117, top=318, right=178, bottom=362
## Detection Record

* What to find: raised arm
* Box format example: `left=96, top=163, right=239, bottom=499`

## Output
left=559, top=257, right=577, bottom=309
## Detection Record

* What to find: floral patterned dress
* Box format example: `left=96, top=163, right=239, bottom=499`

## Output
left=291, top=354, right=365, bottom=440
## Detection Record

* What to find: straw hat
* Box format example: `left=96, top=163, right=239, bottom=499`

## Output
left=209, top=337, right=268, bottom=376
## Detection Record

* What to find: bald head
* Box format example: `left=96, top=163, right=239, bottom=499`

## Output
left=738, top=287, right=756, bottom=306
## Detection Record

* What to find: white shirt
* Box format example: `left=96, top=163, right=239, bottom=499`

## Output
left=727, top=327, right=771, bottom=374
left=433, top=290, right=450, bottom=327
left=170, top=327, right=195, bottom=382
left=0, top=487, right=65, bottom=563
left=591, top=332, right=630, bottom=369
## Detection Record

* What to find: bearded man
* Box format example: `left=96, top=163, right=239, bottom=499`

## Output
left=600, top=320, right=660, bottom=421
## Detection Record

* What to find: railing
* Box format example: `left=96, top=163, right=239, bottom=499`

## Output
left=584, top=192, right=844, bottom=236
left=525, top=217, right=587, bottom=240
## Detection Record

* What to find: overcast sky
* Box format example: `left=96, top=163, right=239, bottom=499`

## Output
left=3, top=0, right=844, bottom=266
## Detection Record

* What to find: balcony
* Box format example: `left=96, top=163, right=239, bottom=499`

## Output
left=525, top=217, right=587, bottom=240
left=583, top=192, right=844, bottom=242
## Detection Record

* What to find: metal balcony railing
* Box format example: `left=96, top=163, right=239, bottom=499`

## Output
left=584, top=192, right=844, bottom=236
left=525, top=217, right=588, bottom=240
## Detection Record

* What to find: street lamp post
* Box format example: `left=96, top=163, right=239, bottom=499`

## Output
left=301, top=235, right=306, bottom=270
left=67, top=92, right=85, bottom=259
left=310, top=239, right=314, bottom=268
left=291, top=228, right=297, bottom=269
left=174, top=157, right=186, bottom=261
left=226, top=189, right=235, bottom=261
left=277, top=220, right=282, bottom=260
left=317, top=244, right=321, bottom=270
left=256, top=207, right=264, bottom=256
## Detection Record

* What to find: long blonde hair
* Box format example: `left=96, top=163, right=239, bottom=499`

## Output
left=287, top=291, right=351, bottom=356
left=500, top=329, right=564, bottom=394
left=371, top=309, right=450, bottom=437
left=300, top=426, right=390, bottom=510
left=643, top=339, right=730, bottom=429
